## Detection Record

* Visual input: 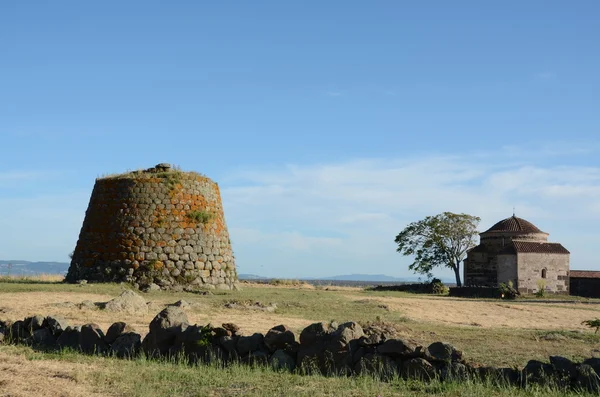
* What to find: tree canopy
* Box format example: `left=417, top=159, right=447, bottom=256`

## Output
left=394, top=212, right=480, bottom=287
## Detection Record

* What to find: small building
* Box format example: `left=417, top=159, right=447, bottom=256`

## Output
left=463, top=215, right=570, bottom=294
left=570, top=271, right=600, bottom=298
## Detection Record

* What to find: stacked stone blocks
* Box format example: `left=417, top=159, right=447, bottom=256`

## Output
left=66, top=164, right=237, bottom=290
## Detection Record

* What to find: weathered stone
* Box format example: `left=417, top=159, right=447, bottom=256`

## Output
left=31, top=328, right=56, bottom=347
left=401, top=358, right=436, bottom=381
left=105, top=322, right=136, bottom=345
left=270, top=349, right=296, bottom=371
left=80, top=323, right=107, bottom=354
left=43, top=316, right=69, bottom=336
left=237, top=333, right=265, bottom=356
left=104, top=290, right=149, bottom=315
left=377, top=338, right=418, bottom=358
left=575, top=364, right=600, bottom=392
left=550, top=355, right=577, bottom=381
left=440, top=362, right=470, bottom=382
left=171, top=300, right=190, bottom=309
left=264, top=325, right=296, bottom=352
left=425, top=341, right=459, bottom=363
left=354, top=353, right=398, bottom=380
left=9, top=321, right=28, bottom=342
left=57, top=326, right=81, bottom=350
left=24, top=315, right=45, bottom=333
left=299, top=322, right=336, bottom=346
left=522, top=360, right=554, bottom=385
left=142, top=307, right=189, bottom=356
left=222, top=323, right=240, bottom=336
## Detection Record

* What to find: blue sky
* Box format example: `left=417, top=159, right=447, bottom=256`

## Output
left=1, top=1, right=599, bottom=279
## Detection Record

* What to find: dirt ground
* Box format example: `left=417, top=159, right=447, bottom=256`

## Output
left=346, top=294, right=600, bottom=330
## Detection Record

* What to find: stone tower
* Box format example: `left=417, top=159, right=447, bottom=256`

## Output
left=66, top=164, right=237, bottom=290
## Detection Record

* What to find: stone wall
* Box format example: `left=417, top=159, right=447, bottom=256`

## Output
left=66, top=164, right=237, bottom=290
left=517, top=253, right=569, bottom=294
left=1, top=302, right=599, bottom=392
left=463, top=251, right=498, bottom=286
left=497, top=254, right=518, bottom=286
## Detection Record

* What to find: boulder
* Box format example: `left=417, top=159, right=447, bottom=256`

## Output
left=550, top=355, right=577, bottom=381
left=270, top=349, right=296, bottom=371
left=583, top=358, right=600, bottom=376
left=237, top=333, right=265, bottom=356
left=222, top=323, right=240, bottom=336
left=170, top=300, right=190, bottom=309
left=105, top=322, right=136, bottom=345
left=377, top=338, right=418, bottom=359
left=24, top=315, right=45, bottom=333
left=9, top=321, right=28, bottom=342
left=57, top=326, right=81, bottom=350
left=425, top=342, right=461, bottom=363
left=332, top=322, right=364, bottom=347
left=264, top=325, right=296, bottom=352
left=299, top=322, right=336, bottom=346
left=575, top=364, right=600, bottom=392
left=30, top=328, right=56, bottom=347
left=104, top=290, right=149, bottom=315
left=522, top=360, right=554, bottom=385
left=401, top=358, right=436, bottom=381
left=80, top=323, right=107, bottom=354
left=354, top=353, right=398, bottom=380
left=110, top=332, right=142, bottom=358
left=142, top=307, right=189, bottom=356
left=440, top=362, right=470, bottom=382
left=218, top=336, right=239, bottom=361
left=43, top=316, right=69, bottom=336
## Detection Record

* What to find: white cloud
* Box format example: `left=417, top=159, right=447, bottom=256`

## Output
left=222, top=149, right=600, bottom=279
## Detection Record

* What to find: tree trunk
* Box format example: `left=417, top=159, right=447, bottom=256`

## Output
left=453, top=264, right=462, bottom=287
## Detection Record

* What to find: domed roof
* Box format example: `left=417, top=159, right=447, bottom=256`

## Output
left=483, top=216, right=546, bottom=234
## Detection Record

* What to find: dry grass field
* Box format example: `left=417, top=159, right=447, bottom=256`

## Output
left=1, top=277, right=600, bottom=396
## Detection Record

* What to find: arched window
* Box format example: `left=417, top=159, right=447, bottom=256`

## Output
left=541, top=268, right=547, bottom=279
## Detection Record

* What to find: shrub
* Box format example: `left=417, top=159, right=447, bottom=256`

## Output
left=499, top=282, right=519, bottom=299
left=582, top=319, right=600, bottom=334
left=535, top=279, right=547, bottom=298
left=430, top=278, right=448, bottom=295
left=187, top=210, right=214, bottom=224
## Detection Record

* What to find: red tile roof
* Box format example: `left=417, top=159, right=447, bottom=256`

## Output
left=498, top=241, right=569, bottom=255
left=570, top=270, right=600, bottom=279
left=483, top=216, right=545, bottom=234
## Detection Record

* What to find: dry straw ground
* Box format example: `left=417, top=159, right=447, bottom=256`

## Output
left=1, top=277, right=600, bottom=396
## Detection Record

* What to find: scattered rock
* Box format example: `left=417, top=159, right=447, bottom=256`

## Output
left=80, top=323, right=107, bottom=354
left=111, top=332, right=142, bottom=358
left=264, top=325, right=296, bottom=352
left=57, top=326, right=81, bottom=350
left=237, top=333, right=265, bottom=356
left=78, top=300, right=98, bottom=310
left=401, top=358, right=436, bottom=381
left=170, top=300, right=190, bottom=309
left=43, top=316, right=69, bottom=336
left=105, top=322, right=136, bottom=344
left=270, top=349, right=296, bottom=371
left=142, top=307, right=189, bottom=356
left=104, top=290, right=149, bottom=315
left=377, top=338, right=418, bottom=358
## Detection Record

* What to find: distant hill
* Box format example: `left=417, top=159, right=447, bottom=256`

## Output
left=0, top=260, right=69, bottom=275
left=238, top=274, right=265, bottom=280
left=318, top=274, right=418, bottom=282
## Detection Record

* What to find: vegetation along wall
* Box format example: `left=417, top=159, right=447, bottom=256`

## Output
left=66, top=164, right=237, bottom=290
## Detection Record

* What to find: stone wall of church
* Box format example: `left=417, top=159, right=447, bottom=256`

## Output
left=517, top=253, right=569, bottom=294
left=463, top=252, right=497, bottom=286
left=497, top=254, right=517, bottom=286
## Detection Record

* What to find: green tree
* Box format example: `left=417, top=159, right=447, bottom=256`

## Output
left=394, top=212, right=480, bottom=287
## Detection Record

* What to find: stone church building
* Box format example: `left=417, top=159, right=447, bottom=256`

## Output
left=463, top=215, right=570, bottom=294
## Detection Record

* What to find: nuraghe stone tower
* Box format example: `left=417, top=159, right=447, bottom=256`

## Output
left=66, top=163, right=237, bottom=290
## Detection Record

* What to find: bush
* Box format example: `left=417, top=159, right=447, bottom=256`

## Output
left=499, top=282, right=519, bottom=300
left=430, top=278, right=448, bottom=295
left=582, top=319, right=600, bottom=334
left=535, top=279, right=547, bottom=298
